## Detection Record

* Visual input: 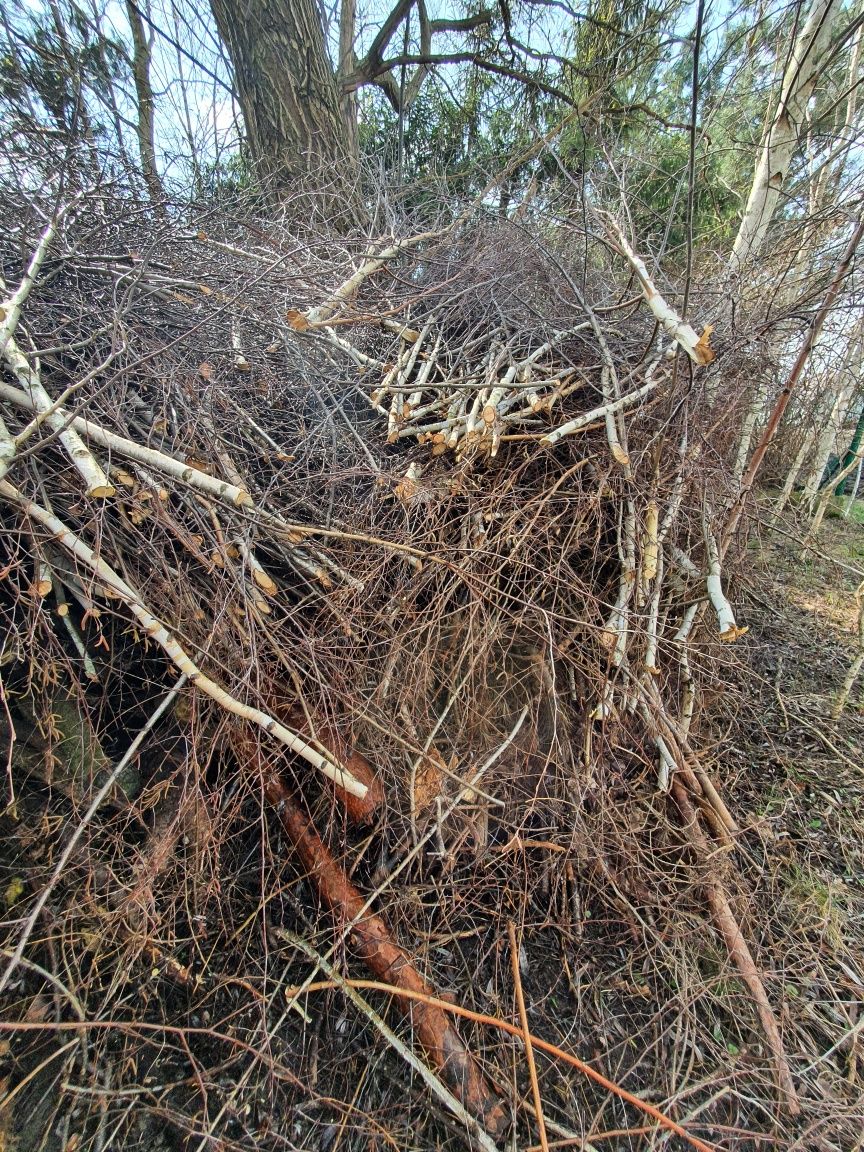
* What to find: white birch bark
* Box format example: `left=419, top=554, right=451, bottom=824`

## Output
left=733, top=374, right=773, bottom=484
left=0, top=478, right=367, bottom=799
left=0, top=206, right=114, bottom=498
left=800, top=318, right=863, bottom=507
left=774, top=426, right=817, bottom=516
left=801, top=375, right=857, bottom=507
left=602, top=216, right=714, bottom=365
left=729, top=0, right=840, bottom=274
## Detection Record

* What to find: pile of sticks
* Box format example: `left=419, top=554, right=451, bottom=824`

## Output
left=0, top=188, right=801, bottom=1145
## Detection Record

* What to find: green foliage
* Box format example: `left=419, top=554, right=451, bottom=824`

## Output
left=359, top=66, right=544, bottom=206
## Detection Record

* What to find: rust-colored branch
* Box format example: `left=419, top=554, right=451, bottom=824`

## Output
left=237, top=734, right=508, bottom=1139
left=672, top=781, right=800, bottom=1115
left=287, top=979, right=720, bottom=1152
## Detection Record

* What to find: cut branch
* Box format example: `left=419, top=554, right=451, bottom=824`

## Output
left=247, top=743, right=509, bottom=1140
left=601, top=215, right=714, bottom=365
left=0, top=480, right=367, bottom=799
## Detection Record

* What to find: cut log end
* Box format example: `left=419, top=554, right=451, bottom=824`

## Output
left=88, top=483, right=117, bottom=499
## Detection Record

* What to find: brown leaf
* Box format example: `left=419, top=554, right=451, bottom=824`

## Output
left=24, top=993, right=51, bottom=1023
left=415, top=748, right=444, bottom=813
left=198, top=361, right=214, bottom=380
left=285, top=309, right=310, bottom=332
left=185, top=456, right=215, bottom=475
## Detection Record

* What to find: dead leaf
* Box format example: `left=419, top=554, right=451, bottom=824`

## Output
left=719, top=624, right=749, bottom=642
left=415, top=748, right=444, bottom=813
left=185, top=456, right=215, bottom=476
left=610, top=443, right=630, bottom=467
left=23, top=993, right=51, bottom=1023
left=4, top=876, right=24, bottom=907
left=285, top=309, right=310, bottom=332
left=198, top=361, right=215, bottom=380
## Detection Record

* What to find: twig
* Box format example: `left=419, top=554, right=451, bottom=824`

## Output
left=508, top=922, right=549, bottom=1152
left=671, top=782, right=800, bottom=1115
left=0, top=480, right=366, bottom=798
left=0, top=673, right=188, bottom=996
left=280, top=931, right=502, bottom=1152
left=285, top=979, right=719, bottom=1152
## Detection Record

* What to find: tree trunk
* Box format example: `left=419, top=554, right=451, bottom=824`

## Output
left=729, top=0, right=839, bottom=274
left=209, top=0, right=356, bottom=194
left=337, top=0, right=360, bottom=164
left=125, top=1, right=164, bottom=206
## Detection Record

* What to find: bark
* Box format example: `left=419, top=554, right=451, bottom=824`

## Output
left=125, top=1, right=164, bottom=205
left=337, top=0, right=359, bottom=164
left=774, top=425, right=817, bottom=516
left=801, top=374, right=856, bottom=507
left=248, top=751, right=509, bottom=1139
left=729, top=0, right=840, bottom=274
left=724, top=215, right=864, bottom=552
left=208, top=0, right=355, bottom=194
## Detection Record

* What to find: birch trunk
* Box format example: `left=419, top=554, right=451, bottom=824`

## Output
left=729, top=0, right=840, bottom=275
left=801, top=376, right=857, bottom=507
left=774, top=426, right=817, bottom=516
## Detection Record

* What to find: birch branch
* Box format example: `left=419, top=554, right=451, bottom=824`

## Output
left=542, top=375, right=662, bottom=446
left=1, top=210, right=114, bottom=499
left=601, top=215, right=714, bottom=365
left=704, top=519, right=747, bottom=642
left=0, top=479, right=367, bottom=799
left=0, top=205, right=79, bottom=355
left=0, top=381, right=251, bottom=506
left=0, top=414, right=14, bottom=482
left=295, top=229, right=447, bottom=327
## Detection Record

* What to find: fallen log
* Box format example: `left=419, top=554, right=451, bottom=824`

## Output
left=233, top=731, right=509, bottom=1140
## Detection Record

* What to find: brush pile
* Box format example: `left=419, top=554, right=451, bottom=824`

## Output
left=0, top=187, right=858, bottom=1152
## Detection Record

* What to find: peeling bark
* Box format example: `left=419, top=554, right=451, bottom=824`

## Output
left=730, top=0, right=840, bottom=274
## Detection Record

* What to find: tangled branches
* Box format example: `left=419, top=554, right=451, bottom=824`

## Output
left=0, top=187, right=854, bottom=1151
